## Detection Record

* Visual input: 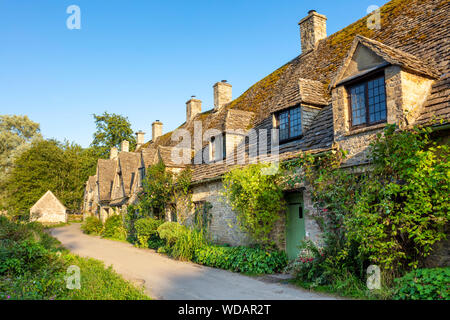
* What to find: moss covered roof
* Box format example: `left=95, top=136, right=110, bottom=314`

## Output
left=137, top=0, right=448, bottom=182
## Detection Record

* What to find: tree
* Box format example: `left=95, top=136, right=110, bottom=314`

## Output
left=91, top=112, right=136, bottom=158
left=136, top=161, right=174, bottom=219
left=0, top=115, right=41, bottom=182
left=0, top=115, right=42, bottom=209
left=4, top=139, right=98, bottom=218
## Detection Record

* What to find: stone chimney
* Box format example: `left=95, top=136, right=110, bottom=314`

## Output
left=298, top=10, right=327, bottom=53
left=213, top=80, right=232, bottom=111
left=186, top=96, right=202, bottom=122
left=110, top=147, right=118, bottom=160
left=152, top=121, right=163, bottom=141
left=136, top=131, right=145, bottom=148
left=120, top=140, right=129, bottom=153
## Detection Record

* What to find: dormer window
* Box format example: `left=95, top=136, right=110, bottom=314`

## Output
left=277, top=106, right=302, bottom=142
left=348, top=74, right=387, bottom=129
left=209, top=134, right=226, bottom=162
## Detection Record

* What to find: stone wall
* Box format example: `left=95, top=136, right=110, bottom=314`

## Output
left=423, top=235, right=450, bottom=268
left=190, top=178, right=323, bottom=250
left=191, top=180, right=252, bottom=246
left=302, top=187, right=324, bottom=245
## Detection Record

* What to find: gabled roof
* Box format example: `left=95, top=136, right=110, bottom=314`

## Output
left=97, top=159, right=117, bottom=202
left=330, top=35, right=441, bottom=88
left=141, top=147, right=158, bottom=168
left=31, top=190, right=67, bottom=211
left=274, top=78, right=329, bottom=112
left=118, top=152, right=141, bottom=196
left=87, top=176, right=96, bottom=191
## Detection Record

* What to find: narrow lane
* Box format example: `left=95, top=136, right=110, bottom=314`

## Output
left=51, top=224, right=337, bottom=300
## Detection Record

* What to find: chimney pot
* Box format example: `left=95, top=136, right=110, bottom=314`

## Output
left=298, top=10, right=327, bottom=53
left=213, top=81, right=232, bottom=111
left=152, top=121, right=163, bottom=141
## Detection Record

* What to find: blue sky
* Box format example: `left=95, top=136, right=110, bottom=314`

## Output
left=0, top=0, right=387, bottom=147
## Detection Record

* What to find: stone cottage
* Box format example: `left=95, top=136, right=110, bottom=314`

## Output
left=30, top=190, right=67, bottom=223
left=84, top=0, right=449, bottom=259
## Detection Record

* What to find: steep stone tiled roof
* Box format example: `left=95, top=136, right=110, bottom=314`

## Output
left=223, top=110, right=254, bottom=131
left=141, top=147, right=158, bottom=168
left=97, top=159, right=117, bottom=202
left=417, top=73, right=450, bottom=125
left=157, top=146, right=190, bottom=168
left=117, top=152, right=141, bottom=197
left=191, top=0, right=449, bottom=182
left=31, top=190, right=67, bottom=211
left=139, top=0, right=449, bottom=184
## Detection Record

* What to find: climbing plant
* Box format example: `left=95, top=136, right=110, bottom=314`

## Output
left=130, top=162, right=192, bottom=221
left=345, top=125, right=449, bottom=272
left=283, top=124, right=450, bottom=277
left=222, top=163, right=285, bottom=247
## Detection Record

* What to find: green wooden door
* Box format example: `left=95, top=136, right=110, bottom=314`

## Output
left=285, top=192, right=305, bottom=260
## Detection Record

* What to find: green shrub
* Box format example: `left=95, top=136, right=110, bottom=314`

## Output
left=81, top=216, right=103, bottom=235
left=194, top=245, right=287, bottom=274
left=134, top=218, right=165, bottom=248
left=147, top=234, right=166, bottom=250
left=393, top=268, right=450, bottom=300
left=0, top=217, right=150, bottom=300
left=102, top=215, right=127, bottom=241
left=157, top=221, right=186, bottom=247
left=171, top=228, right=207, bottom=261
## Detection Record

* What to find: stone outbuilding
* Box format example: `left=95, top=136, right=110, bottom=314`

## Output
left=30, top=190, right=67, bottom=223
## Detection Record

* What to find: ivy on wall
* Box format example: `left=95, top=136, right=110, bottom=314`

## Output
left=130, top=161, right=192, bottom=221
left=222, top=163, right=285, bottom=248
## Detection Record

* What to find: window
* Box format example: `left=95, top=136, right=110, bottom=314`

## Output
left=348, top=75, right=387, bottom=128
left=210, top=134, right=226, bottom=162
left=194, top=201, right=210, bottom=230
left=138, top=167, right=145, bottom=186
left=277, top=106, right=302, bottom=142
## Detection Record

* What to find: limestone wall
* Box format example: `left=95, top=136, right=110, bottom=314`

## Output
left=190, top=179, right=323, bottom=250
left=191, top=180, right=252, bottom=246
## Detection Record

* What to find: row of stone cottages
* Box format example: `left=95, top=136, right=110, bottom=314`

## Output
left=83, top=0, right=449, bottom=260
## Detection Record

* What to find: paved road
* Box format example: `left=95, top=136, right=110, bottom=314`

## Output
left=50, top=224, right=337, bottom=300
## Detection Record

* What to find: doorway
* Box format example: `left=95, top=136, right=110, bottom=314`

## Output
left=285, top=192, right=305, bottom=260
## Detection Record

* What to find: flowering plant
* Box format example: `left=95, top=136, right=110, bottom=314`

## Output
left=286, top=240, right=329, bottom=287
